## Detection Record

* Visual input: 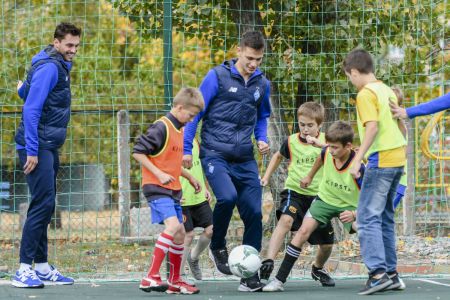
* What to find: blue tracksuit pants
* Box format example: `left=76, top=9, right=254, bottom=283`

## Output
left=201, top=156, right=262, bottom=251
left=18, top=149, right=59, bottom=265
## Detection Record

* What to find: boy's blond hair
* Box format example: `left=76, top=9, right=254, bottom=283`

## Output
left=325, top=121, right=354, bottom=146
left=173, top=87, right=205, bottom=111
left=297, top=101, right=325, bottom=125
left=391, top=86, right=404, bottom=106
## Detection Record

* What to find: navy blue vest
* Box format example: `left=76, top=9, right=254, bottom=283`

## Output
left=15, top=46, right=71, bottom=150
left=200, top=59, right=269, bottom=162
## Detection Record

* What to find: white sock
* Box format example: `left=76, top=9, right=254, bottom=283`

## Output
left=19, top=263, right=32, bottom=273
left=34, top=262, right=51, bottom=274
left=181, top=247, right=190, bottom=275
left=191, top=234, right=211, bottom=260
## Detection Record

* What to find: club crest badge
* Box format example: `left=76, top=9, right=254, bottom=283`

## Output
left=253, top=87, right=260, bottom=101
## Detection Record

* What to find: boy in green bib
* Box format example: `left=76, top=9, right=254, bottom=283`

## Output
left=179, top=139, right=213, bottom=281
left=259, top=102, right=335, bottom=287
left=263, top=121, right=364, bottom=292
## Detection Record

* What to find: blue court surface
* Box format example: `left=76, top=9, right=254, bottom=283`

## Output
left=1, top=277, right=449, bottom=300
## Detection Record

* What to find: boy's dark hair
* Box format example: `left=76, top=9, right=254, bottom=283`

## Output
left=240, top=31, right=265, bottom=50
left=391, top=86, right=404, bottom=106
left=297, top=102, right=325, bottom=125
left=342, top=48, right=374, bottom=74
left=325, top=121, right=354, bottom=146
left=54, top=22, right=82, bottom=40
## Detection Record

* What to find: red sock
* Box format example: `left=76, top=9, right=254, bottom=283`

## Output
left=147, top=232, right=173, bottom=277
left=168, top=243, right=184, bottom=283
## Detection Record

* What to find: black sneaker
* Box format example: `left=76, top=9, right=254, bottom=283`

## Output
left=209, top=248, right=232, bottom=275
left=311, top=265, right=335, bottom=287
left=238, top=274, right=265, bottom=292
left=358, top=273, right=393, bottom=295
left=385, top=272, right=406, bottom=291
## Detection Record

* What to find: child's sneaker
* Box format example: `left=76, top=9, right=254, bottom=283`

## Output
left=139, top=275, right=169, bottom=292
left=187, top=251, right=202, bottom=280
left=35, top=265, right=74, bottom=285
left=180, top=274, right=196, bottom=286
left=385, top=272, right=406, bottom=291
left=358, top=273, right=392, bottom=295
left=311, top=265, right=335, bottom=287
left=167, top=279, right=200, bottom=294
left=262, top=277, right=284, bottom=292
left=11, top=268, right=44, bottom=288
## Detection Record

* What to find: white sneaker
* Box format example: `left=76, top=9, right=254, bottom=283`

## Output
left=262, top=278, right=284, bottom=292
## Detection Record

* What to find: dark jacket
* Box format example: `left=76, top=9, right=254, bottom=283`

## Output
left=15, top=45, right=72, bottom=153
left=184, top=59, right=271, bottom=162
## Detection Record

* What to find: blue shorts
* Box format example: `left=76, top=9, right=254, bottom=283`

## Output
left=149, top=197, right=183, bottom=224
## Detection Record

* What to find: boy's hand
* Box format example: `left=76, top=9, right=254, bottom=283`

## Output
left=17, top=80, right=23, bottom=91
left=156, top=170, right=175, bottom=185
left=350, top=161, right=361, bottom=179
left=257, top=141, right=270, bottom=155
left=389, top=100, right=408, bottom=119
left=189, top=177, right=202, bottom=193
left=305, top=135, right=326, bottom=148
left=339, top=210, right=356, bottom=223
left=300, top=176, right=312, bottom=188
left=260, top=176, right=269, bottom=186
left=182, top=155, right=193, bottom=169
left=205, top=189, right=212, bottom=202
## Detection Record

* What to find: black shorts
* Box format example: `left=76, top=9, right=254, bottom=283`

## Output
left=276, top=189, right=334, bottom=245
left=182, top=201, right=213, bottom=232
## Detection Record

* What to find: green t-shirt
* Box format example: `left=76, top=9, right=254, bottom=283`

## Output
left=284, top=133, right=324, bottom=195
left=180, top=140, right=207, bottom=206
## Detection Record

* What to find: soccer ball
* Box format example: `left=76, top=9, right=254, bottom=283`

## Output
left=228, top=245, right=261, bottom=278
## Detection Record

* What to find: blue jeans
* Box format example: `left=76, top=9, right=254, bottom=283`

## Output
left=357, top=166, right=404, bottom=275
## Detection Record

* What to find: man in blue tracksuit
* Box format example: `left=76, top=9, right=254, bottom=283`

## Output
left=12, top=23, right=81, bottom=288
left=183, top=31, right=271, bottom=292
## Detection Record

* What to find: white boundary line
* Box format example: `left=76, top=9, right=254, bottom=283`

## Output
left=416, top=279, right=450, bottom=287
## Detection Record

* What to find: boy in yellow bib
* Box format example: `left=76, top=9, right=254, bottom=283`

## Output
left=180, top=139, right=213, bottom=281
left=263, top=121, right=364, bottom=292
left=259, top=102, right=335, bottom=287
left=343, top=49, right=406, bottom=295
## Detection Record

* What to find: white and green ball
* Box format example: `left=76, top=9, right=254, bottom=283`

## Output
left=228, top=245, right=262, bottom=278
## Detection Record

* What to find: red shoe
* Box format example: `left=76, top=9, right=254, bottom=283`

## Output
left=139, top=275, right=168, bottom=293
left=167, top=280, right=200, bottom=294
